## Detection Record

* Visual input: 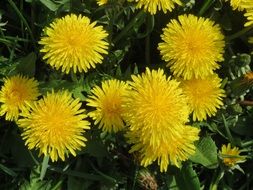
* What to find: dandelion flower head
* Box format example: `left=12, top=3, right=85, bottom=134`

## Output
left=220, top=143, right=246, bottom=167
left=158, top=14, right=225, bottom=79
left=124, top=68, right=199, bottom=171
left=244, top=9, right=253, bottom=27
left=126, top=124, right=199, bottom=172
left=224, top=0, right=253, bottom=11
left=181, top=74, right=225, bottom=121
left=86, top=79, right=129, bottom=133
left=39, top=14, right=109, bottom=74
left=0, top=75, right=39, bottom=121
left=19, top=90, right=90, bottom=162
left=132, top=0, right=182, bottom=15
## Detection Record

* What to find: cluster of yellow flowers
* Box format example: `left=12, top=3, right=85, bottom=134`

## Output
left=0, top=75, right=90, bottom=161
left=158, top=14, right=226, bottom=121
left=0, top=0, right=249, bottom=171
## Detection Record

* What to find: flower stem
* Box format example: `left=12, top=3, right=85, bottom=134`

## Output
left=222, top=114, right=234, bottom=145
left=198, top=0, right=215, bottom=16
left=113, top=11, right=146, bottom=44
left=226, top=25, right=253, bottom=41
left=40, top=155, right=49, bottom=181
left=239, top=100, right=253, bottom=106
left=209, top=169, right=224, bottom=190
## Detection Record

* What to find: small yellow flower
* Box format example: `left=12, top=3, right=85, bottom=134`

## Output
left=0, top=75, right=39, bottom=121
left=124, top=68, right=199, bottom=172
left=181, top=75, right=225, bottom=121
left=18, top=90, right=90, bottom=162
left=86, top=79, right=129, bottom=133
left=220, top=143, right=246, bottom=167
left=132, top=0, right=182, bottom=15
left=39, top=14, right=109, bottom=74
left=158, top=14, right=225, bottom=79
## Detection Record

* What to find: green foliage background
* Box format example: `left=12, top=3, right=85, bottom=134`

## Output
left=0, top=0, right=253, bottom=189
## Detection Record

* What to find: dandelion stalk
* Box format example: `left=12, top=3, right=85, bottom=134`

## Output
left=209, top=169, right=224, bottom=190
left=226, top=25, right=253, bottom=41
left=222, top=114, right=234, bottom=145
left=40, top=155, right=49, bottom=181
left=198, top=0, right=215, bottom=16
left=113, top=11, right=146, bottom=44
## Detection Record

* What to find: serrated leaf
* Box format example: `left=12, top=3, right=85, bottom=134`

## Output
left=72, top=85, right=86, bottom=101
left=175, top=163, right=200, bottom=190
left=39, top=80, right=74, bottom=95
left=190, top=136, right=218, bottom=169
left=20, top=169, right=52, bottom=190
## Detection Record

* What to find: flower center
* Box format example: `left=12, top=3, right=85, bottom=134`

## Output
left=8, top=88, right=25, bottom=106
left=103, top=98, right=121, bottom=118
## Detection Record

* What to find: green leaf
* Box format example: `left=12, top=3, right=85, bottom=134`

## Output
left=166, top=175, right=179, bottom=190
left=72, top=85, right=87, bottom=101
left=39, top=0, right=59, bottom=11
left=39, top=80, right=74, bottom=95
left=0, top=163, right=17, bottom=177
left=9, top=131, right=36, bottom=167
left=20, top=168, right=52, bottom=190
left=15, top=52, right=36, bottom=77
left=190, top=136, right=218, bottom=169
left=82, top=138, right=108, bottom=158
left=174, top=163, right=200, bottom=190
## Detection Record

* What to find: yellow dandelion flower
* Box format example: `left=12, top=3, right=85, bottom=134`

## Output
left=220, top=143, right=246, bottom=167
left=0, top=75, right=39, bottom=121
left=96, top=0, right=108, bottom=6
left=244, top=9, right=253, bottom=27
left=126, top=125, right=199, bottom=172
left=18, top=90, right=90, bottom=162
left=132, top=0, right=182, bottom=15
left=181, top=75, right=225, bottom=121
left=124, top=68, right=199, bottom=171
left=158, top=14, right=225, bottom=79
left=39, top=14, right=109, bottom=74
left=86, top=79, right=128, bottom=133
left=224, top=0, right=253, bottom=10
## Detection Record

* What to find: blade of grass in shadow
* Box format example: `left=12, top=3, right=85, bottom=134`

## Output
left=0, top=163, right=17, bottom=177
left=48, top=166, right=106, bottom=181
left=7, top=0, right=36, bottom=48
